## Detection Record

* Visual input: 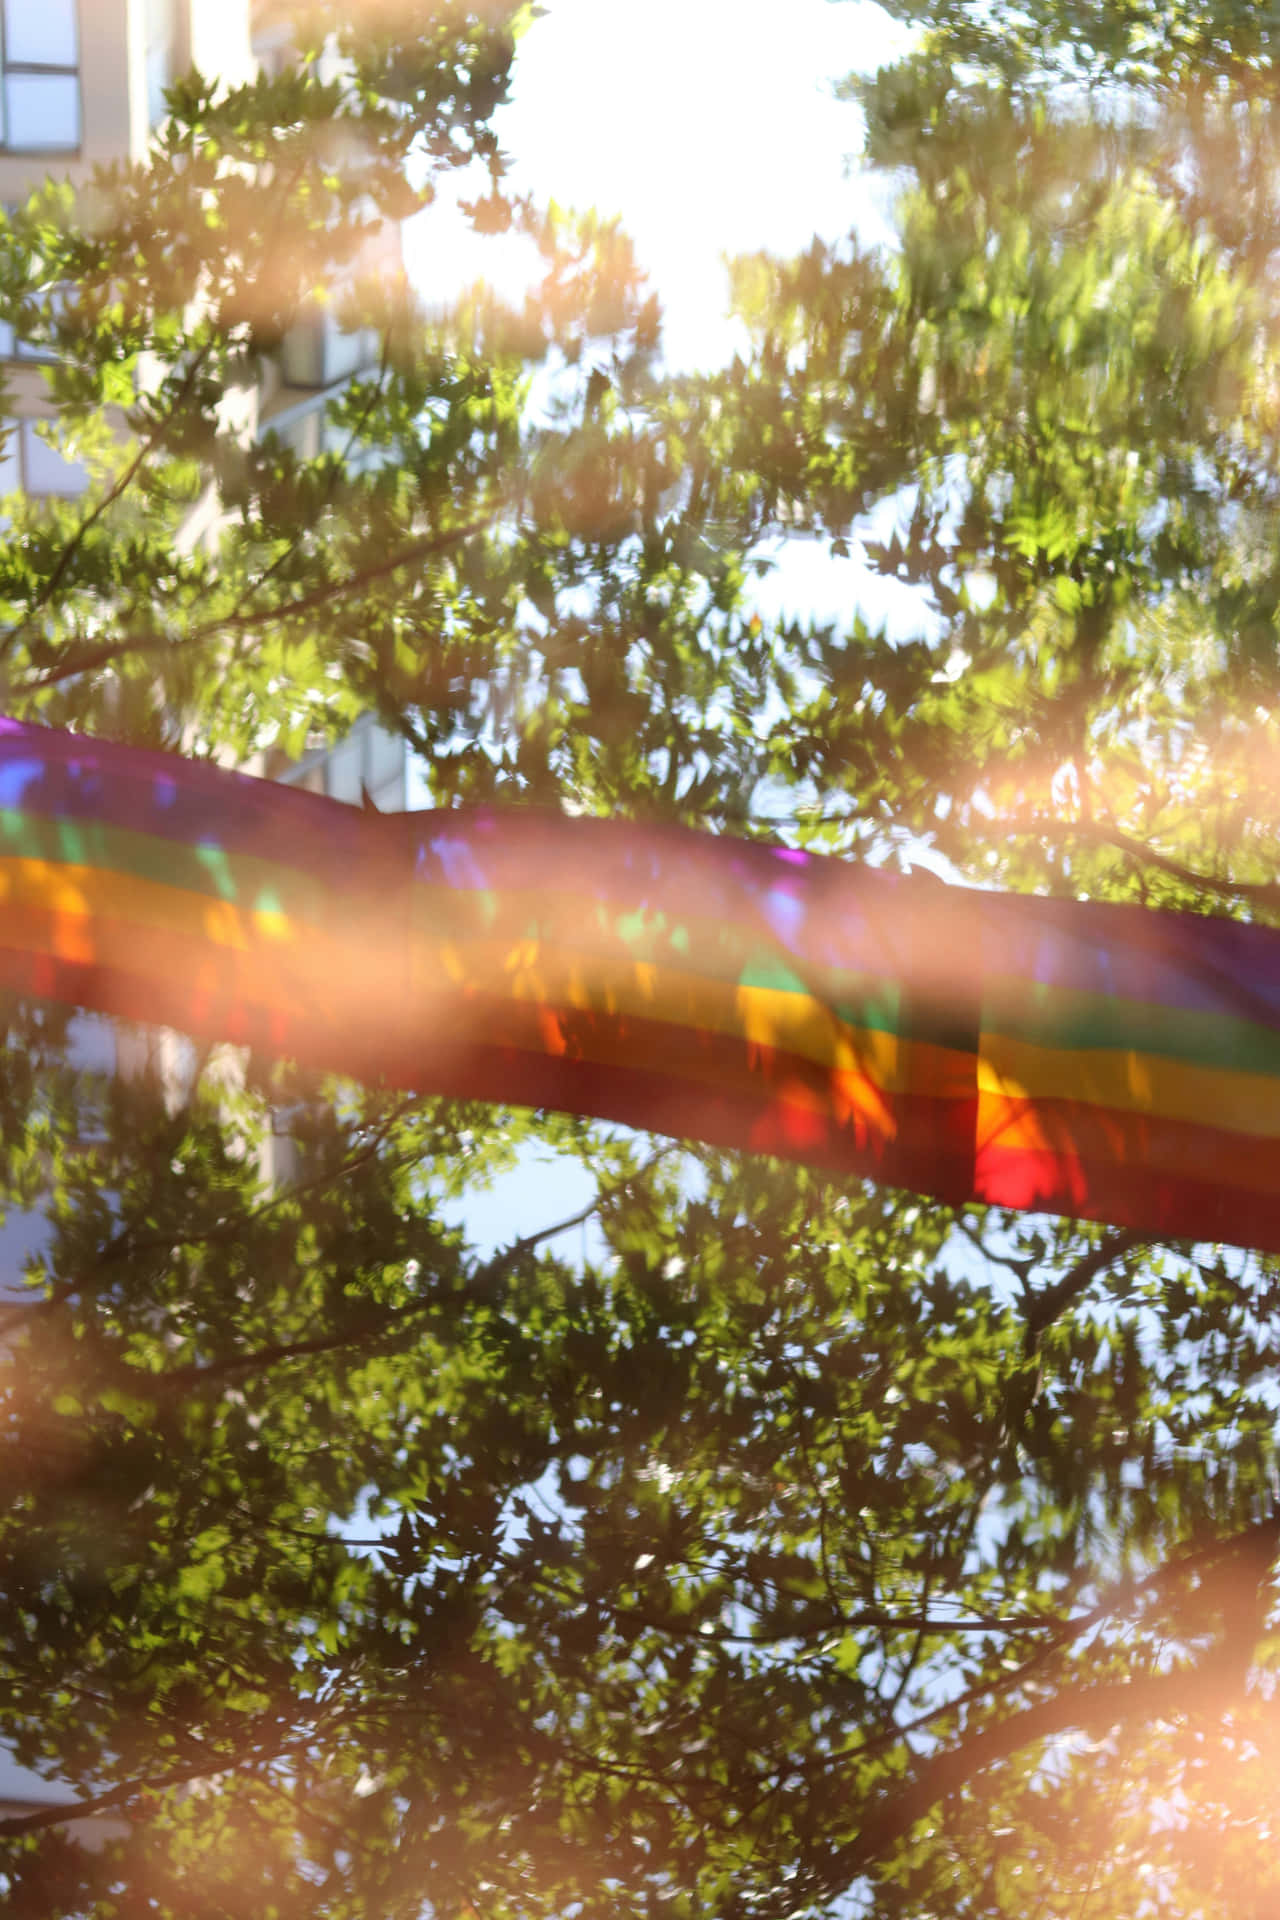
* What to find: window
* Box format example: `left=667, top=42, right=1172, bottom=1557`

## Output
left=273, top=404, right=324, bottom=462
left=278, top=217, right=399, bottom=389
left=265, top=392, right=386, bottom=477
left=323, top=732, right=364, bottom=805
left=0, top=0, right=80, bottom=151
left=0, top=417, right=88, bottom=496
left=252, top=15, right=294, bottom=83
left=280, top=719, right=409, bottom=812
left=146, top=0, right=180, bottom=128
left=0, top=280, right=70, bottom=361
left=279, top=311, right=379, bottom=391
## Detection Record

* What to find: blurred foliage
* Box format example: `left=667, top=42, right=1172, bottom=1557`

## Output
left=0, top=2, right=1280, bottom=1916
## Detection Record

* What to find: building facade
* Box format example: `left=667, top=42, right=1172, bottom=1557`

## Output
left=0, top=0, right=415, bottom=1017
left=0, top=0, right=415, bottom=1822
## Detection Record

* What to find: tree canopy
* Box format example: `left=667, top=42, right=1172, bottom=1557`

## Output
left=2, top=3, right=1280, bottom=1915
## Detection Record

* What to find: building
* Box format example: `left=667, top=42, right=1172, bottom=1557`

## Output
left=0, top=0, right=412, bottom=778
left=0, top=0, right=415, bottom=1825
left=0, top=0, right=415, bottom=1036
left=0, top=0, right=415, bottom=1088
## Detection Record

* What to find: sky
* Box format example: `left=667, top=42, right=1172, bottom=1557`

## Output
left=411, top=0, right=928, bottom=1251
left=0, top=0, right=940, bottom=1813
left=406, top=0, right=915, bottom=373
left=405, top=0, right=938, bottom=638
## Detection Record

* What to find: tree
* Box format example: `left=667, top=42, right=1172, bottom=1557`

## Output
left=1, top=2, right=1280, bottom=1916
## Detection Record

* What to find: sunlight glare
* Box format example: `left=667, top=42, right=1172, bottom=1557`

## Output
left=405, top=0, right=915, bottom=370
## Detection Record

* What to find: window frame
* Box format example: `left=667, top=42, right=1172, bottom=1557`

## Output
left=0, top=415, right=90, bottom=497
left=277, top=717, right=409, bottom=813
left=145, top=0, right=186, bottom=130
left=0, top=0, right=81, bottom=155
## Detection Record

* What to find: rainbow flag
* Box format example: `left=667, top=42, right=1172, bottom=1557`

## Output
left=0, top=716, right=1277, bottom=1251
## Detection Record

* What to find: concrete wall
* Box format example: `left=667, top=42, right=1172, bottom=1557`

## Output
left=0, top=0, right=255, bottom=205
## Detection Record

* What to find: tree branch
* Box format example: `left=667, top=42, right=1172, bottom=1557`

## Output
left=0, top=345, right=216, bottom=667
left=216, top=328, right=396, bottom=628
left=615, top=1603, right=1064, bottom=1643
left=15, top=509, right=501, bottom=692
left=0, top=1756, right=225, bottom=1837
left=801, top=1510, right=1280, bottom=1786
left=825, top=1657, right=1256, bottom=1902
left=125, top=1159, right=657, bottom=1393
left=0, top=1098, right=420, bottom=1330
left=1008, top=813, right=1280, bottom=911
left=1022, top=1228, right=1147, bottom=1354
